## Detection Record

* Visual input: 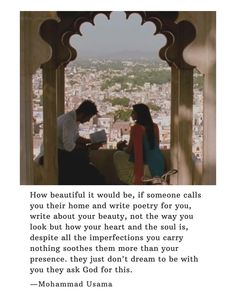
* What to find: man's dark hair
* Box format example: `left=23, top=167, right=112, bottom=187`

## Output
left=76, top=100, right=98, bottom=116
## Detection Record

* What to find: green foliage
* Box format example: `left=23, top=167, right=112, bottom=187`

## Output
left=194, top=75, right=204, bottom=89
left=101, top=76, right=130, bottom=90
left=108, top=97, right=130, bottom=107
left=101, top=70, right=170, bottom=90
left=114, top=109, right=132, bottom=122
left=75, top=60, right=125, bottom=71
left=130, top=70, right=170, bottom=86
left=147, top=102, right=161, bottom=112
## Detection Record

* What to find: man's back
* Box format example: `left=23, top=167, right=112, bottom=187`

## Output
left=57, top=110, right=79, bottom=151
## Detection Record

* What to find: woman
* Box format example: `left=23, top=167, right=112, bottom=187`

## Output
left=114, top=103, right=165, bottom=184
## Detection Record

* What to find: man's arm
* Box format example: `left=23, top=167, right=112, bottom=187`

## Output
left=76, top=136, right=104, bottom=150
left=75, top=136, right=91, bottom=145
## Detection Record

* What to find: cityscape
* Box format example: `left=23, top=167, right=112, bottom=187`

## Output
left=32, top=58, right=203, bottom=161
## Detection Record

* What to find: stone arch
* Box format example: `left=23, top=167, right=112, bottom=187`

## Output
left=40, top=11, right=196, bottom=69
left=38, top=11, right=197, bottom=184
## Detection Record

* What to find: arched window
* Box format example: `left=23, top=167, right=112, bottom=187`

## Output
left=38, top=11, right=197, bottom=184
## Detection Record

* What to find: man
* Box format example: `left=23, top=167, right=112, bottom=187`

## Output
left=37, top=100, right=105, bottom=184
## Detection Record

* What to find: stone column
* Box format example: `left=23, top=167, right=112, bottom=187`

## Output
left=179, top=11, right=216, bottom=184
left=42, top=64, right=58, bottom=184
left=20, top=71, right=34, bottom=184
left=20, top=13, right=34, bottom=184
left=178, top=68, right=193, bottom=184
left=56, top=65, right=65, bottom=116
left=202, top=14, right=216, bottom=184
left=170, top=66, right=179, bottom=184
left=20, top=11, right=57, bottom=184
left=202, top=65, right=216, bottom=184
left=170, top=66, right=193, bottom=184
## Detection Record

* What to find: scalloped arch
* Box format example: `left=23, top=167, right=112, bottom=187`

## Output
left=40, top=11, right=196, bottom=69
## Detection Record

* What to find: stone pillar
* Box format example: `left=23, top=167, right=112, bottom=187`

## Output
left=202, top=65, right=216, bottom=184
left=170, top=66, right=179, bottom=184
left=56, top=65, right=65, bottom=116
left=20, top=13, right=34, bottom=184
left=20, top=71, right=34, bottom=184
left=170, top=66, right=193, bottom=184
left=42, top=64, right=58, bottom=184
left=202, top=13, right=216, bottom=184
left=20, top=11, right=57, bottom=184
left=178, top=68, right=193, bottom=184
left=179, top=11, right=216, bottom=184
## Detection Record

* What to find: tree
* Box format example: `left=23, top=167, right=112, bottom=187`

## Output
left=114, top=109, right=132, bottom=122
left=147, top=102, right=161, bottom=112
left=101, top=69, right=171, bottom=90
left=104, top=97, right=130, bottom=107
left=111, top=97, right=129, bottom=107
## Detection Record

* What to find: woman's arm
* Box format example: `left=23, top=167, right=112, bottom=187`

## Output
left=124, top=126, right=135, bottom=153
left=132, top=125, right=145, bottom=184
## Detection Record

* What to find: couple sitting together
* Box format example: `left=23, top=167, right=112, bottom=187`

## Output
left=113, top=103, right=165, bottom=185
left=36, top=100, right=165, bottom=185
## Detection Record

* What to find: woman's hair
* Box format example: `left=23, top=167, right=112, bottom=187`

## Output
left=133, top=103, right=155, bottom=149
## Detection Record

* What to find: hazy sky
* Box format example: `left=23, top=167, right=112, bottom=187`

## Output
left=70, top=11, right=166, bottom=59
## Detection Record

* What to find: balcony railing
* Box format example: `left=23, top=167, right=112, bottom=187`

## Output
left=34, top=149, right=202, bottom=185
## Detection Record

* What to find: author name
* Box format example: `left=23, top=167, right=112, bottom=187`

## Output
left=36, top=280, right=113, bottom=288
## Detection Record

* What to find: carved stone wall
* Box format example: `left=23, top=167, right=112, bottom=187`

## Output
left=178, top=12, right=216, bottom=184
left=20, top=12, right=57, bottom=184
left=20, top=11, right=216, bottom=185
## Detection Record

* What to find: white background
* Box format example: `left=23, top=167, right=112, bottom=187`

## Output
left=0, top=0, right=235, bottom=294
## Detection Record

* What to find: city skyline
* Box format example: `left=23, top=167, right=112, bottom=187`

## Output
left=32, top=59, right=203, bottom=160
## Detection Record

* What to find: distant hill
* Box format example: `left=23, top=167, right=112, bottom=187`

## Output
left=78, top=50, right=161, bottom=60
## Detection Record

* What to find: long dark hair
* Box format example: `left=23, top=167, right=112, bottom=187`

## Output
left=133, top=103, right=155, bottom=149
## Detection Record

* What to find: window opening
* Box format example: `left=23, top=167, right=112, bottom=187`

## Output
left=66, top=11, right=170, bottom=149
left=192, top=68, right=204, bottom=161
left=32, top=68, right=43, bottom=159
